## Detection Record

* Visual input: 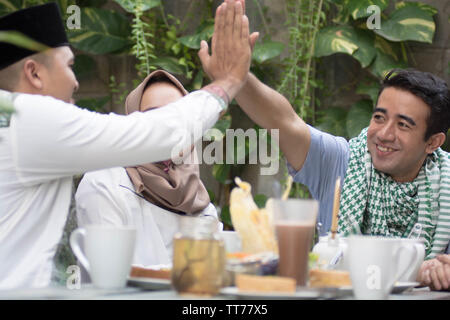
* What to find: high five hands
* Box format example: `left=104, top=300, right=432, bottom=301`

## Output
left=198, top=0, right=259, bottom=99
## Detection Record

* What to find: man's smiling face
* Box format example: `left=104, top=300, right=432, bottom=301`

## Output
left=367, top=87, right=433, bottom=183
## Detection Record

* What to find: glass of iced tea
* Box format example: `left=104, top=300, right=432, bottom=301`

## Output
left=272, top=199, right=318, bottom=286
left=172, top=216, right=225, bottom=296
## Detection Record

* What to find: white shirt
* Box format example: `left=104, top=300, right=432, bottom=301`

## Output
left=0, top=89, right=224, bottom=289
left=75, top=167, right=220, bottom=268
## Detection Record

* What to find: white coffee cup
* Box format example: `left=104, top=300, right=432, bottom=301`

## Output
left=347, top=235, right=419, bottom=300
left=397, top=238, right=425, bottom=283
left=70, top=225, right=137, bottom=289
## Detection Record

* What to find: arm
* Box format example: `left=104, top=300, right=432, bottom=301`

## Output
left=199, top=1, right=310, bottom=171
left=10, top=1, right=252, bottom=185
left=234, top=73, right=311, bottom=171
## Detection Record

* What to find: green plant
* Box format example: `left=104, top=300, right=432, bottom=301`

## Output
left=275, top=0, right=327, bottom=199
left=313, top=0, right=438, bottom=140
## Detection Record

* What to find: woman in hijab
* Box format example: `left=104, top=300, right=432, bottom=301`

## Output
left=75, top=70, right=220, bottom=268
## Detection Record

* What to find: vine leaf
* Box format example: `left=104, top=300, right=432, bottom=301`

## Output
left=68, top=7, right=131, bottom=54
left=315, top=107, right=348, bottom=138
left=374, top=3, right=436, bottom=43
left=346, top=99, right=373, bottom=138
left=356, top=80, right=380, bottom=107
left=369, top=48, right=407, bottom=78
left=178, top=24, right=214, bottom=50
left=347, top=0, right=388, bottom=20
left=314, top=26, right=359, bottom=58
left=252, top=40, right=285, bottom=64
left=352, top=28, right=376, bottom=68
left=113, top=0, right=160, bottom=13
left=150, top=56, right=184, bottom=75
left=212, top=163, right=231, bottom=184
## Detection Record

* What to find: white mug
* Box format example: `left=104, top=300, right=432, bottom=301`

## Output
left=70, top=225, right=136, bottom=289
left=397, top=239, right=425, bottom=282
left=347, top=235, right=419, bottom=300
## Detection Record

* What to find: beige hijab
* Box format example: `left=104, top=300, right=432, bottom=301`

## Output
left=125, top=70, right=210, bottom=215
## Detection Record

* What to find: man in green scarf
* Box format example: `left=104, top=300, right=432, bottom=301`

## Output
left=202, top=55, right=450, bottom=290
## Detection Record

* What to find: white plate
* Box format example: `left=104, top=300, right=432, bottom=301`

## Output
left=127, top=277, right=171, bottom=291
left=391, top=282, right=420, bottom=294
left=220, top=286, right=352, bottom=300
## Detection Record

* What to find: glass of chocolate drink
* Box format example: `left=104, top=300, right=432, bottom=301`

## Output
left=272, top=199, right=318, bottom=286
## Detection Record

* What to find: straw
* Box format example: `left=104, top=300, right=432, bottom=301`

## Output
left=281, top=176, right=293, bottom=200
left=330, top=177, right=341, bottom=239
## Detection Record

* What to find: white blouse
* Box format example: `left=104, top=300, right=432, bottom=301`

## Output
left=75, top=167, right=220, bottom=268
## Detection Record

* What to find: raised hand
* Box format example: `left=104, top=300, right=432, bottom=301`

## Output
left=198, top=0, right=251, bottom=99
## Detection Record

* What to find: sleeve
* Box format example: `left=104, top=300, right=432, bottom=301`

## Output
left=287, top=125, right=349, bottom=202
left=10, top=90, right=224, bottom=185
left=75, top=170, right=130, bottom=227
left=286, top=125, right=349, bottom=234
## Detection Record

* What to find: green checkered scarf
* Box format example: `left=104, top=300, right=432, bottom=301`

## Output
left=337, top=128, right=450, bottom=259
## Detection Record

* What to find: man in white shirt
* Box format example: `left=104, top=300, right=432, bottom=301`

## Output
left=0, top=0, right=251, bottom=289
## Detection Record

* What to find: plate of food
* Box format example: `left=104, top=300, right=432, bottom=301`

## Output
left=127, top=265, right=172, bottom=290
left=220, top=274, right=353, bottom=300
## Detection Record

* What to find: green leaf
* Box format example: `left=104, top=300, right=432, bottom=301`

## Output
left=254, top=194, right=268, bottom=209
left=374, top=35, right=401, bottom=61
left=150, top=56, right=184, bottom=75
left=178, top=24, right=214, bottom=49
left=76, top=96, right=110, bottom=113
left=346, top=99, right=373, bottom=138
left=68, top=8, right=131, bottom=54
left=0, top=30, right=48, bottom=52
left=356, top=80, right=381, bottom=106
left=395, top=1, right=438, bottom=16
left=369, top=48, right=407, bottom=79
left=192, top=70, right=204, bottom=90
left=347, top=0, right=388, bottom=20
left=252, top=40, right=285, bottom=64
left=113, top=0, right=161, bottom=13
left=207, top=189, right=215, bottom=204
left=352, top=29, right=376, bottom=68
left=212, top=163, right=231, bottom=184
left=219, top=205, right=233, bottom=229
left=314, top=26, right=359, bottom=58
left=315, top=107, right=348, bottom=137
left=374, top=5, right=436, bottom=43
left=72, top=55, right=97, bottom=81
left=0, top=0, right=19, bottom=13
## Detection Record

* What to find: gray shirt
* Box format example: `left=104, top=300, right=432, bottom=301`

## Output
left=287, top=125, right=450, bottom=254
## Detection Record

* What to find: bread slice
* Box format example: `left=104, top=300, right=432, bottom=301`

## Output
left=236, top=274, right=296, bottom=293
left=308, top=269, right=351, bottom=288
left=129, top=266, right=171, bottom=280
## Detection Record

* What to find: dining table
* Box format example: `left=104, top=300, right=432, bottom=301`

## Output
left=0, top=283, right=449, bottom=300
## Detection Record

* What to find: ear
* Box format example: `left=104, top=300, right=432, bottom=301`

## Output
left=22, top=59, right=44, bottom=90
left=425, top=132, right=446, bottom=154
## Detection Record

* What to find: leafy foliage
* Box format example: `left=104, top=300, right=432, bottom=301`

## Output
left=314, top=0, right=437, bottom=140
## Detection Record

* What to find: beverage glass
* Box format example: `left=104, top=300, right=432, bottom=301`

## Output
left=347, top=235, right=419, bottom=299
left=272, top=199, right=318, bottom=286
left=172, top=216, right=225, bottom=296
left=70, top=225, right=136, bottom=289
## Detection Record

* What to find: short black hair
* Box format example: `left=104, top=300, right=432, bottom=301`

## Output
left=378, top=69, right=450, bottom=141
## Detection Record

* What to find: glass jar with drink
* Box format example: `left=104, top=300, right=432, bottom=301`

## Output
left=172, top=216, right=226, bottom=296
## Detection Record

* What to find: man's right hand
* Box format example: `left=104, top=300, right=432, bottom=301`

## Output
left=198, top=0, right=252, bottom=101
